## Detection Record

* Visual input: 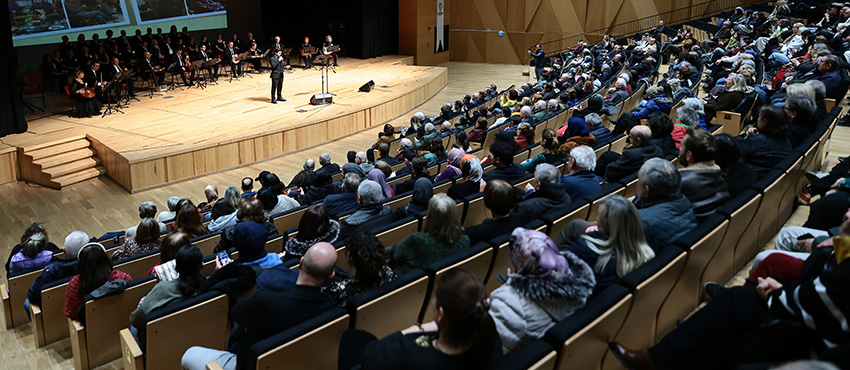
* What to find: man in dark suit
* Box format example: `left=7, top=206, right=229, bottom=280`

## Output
left=172, top=49, right=191, bottom=86
left=83, top=61, right=104, bottom=99
left=140, top=51, right=164, bottom=87
left=104, top=57, right=134, bottom=98
left=196, top=44, right=219, bottom=78
left=180, top=242, right=338, bottom=370
left=596, top=125, right=663, bottom=183
left=223, top=41, right=242, bottom=77
left=269, top=49, right=285, bottom=104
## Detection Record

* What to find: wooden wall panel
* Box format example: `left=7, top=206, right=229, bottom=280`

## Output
left=449, top=0, right=706, bottom=64
left=399, top=0, right=451, bottom=66
left=0, top=150, right=18, bottom=185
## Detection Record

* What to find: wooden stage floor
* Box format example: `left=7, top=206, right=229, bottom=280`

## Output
left=4, top=55, right=447, bottom=191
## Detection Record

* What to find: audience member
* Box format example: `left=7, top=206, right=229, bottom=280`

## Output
left=514, top=164, right=571, bottom=218
left=229, top=220, right=281, bottom=269
left=464, top=180, right=524, bottom=245
left=64, top=243, right=132, bottom=320
left=737, top=105, right=792, bottom=176
left=678, top=128, right=731, bottom=218
left=130, top=245, right=205, bottom=332
left=483, top=140, right=526, bottom=183
left=5, top=224, right=61, bottom=276
left=324, top=228, right=397, bottom=307
left=8, top=232, right=53, bottom=276
left=125, top=201, right=167, bottom=240
left=338, top=180, right=395, bottom=241
left=240, top=178, right=256, bottom=198
left=26, top=231, right=89, bottom=309
left=597, top=125, right=663, bottom=182
left=647, top=111, right=678, bottom=160
left=396, top=178, right=434, bottom=218
left=314, top=152, right=341, bottom=176
left=173, top=202, right=208, bottom=238
left=323, top=173, right=362, bottom=219
left=436, top=148, right=467, bottom=182
left=284, top=205, right=339, bottom=258
left=157, top=196, right=182, bottom=222
left=585, top=113, right=613, bottom=146
left=447, top=157, right=484, bottom=200
left=150, top=232, right=191, bottom=281
left=258, top=187, right=300, bottom=220
left=389, top=194, right=470, bottom=275
left=523, top=128, right=566, bottom=172
left=111, top=218, right=161, bottom=261
left=211, top=186, right=240, bottom=221
left=560, top=145, right=602, bottom=201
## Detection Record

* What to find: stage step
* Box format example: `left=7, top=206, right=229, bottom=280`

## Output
left=18, top=137, right=104, bottom=189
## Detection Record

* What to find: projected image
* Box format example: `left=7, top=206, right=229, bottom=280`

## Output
left=64, top=0, right=128, bottom=28
left=134, top=0, right=189, bottom=22
left=186, top=0, right=225, bottom=15
left=9, top=0, right=70, bottom=37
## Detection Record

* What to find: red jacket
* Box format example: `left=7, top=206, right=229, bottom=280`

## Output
left=64, top=269, right=132, bottom=320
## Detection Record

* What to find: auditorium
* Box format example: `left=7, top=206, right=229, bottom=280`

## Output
left=1, top=0, right=849, bottom=368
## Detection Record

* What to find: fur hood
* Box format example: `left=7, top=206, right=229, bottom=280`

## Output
left=506, top=250, right=596, bottom=301
left=284, top=220, right=340, bottom=256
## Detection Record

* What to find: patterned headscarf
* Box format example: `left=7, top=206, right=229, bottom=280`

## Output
left=509, top=228, right=569, bottom=279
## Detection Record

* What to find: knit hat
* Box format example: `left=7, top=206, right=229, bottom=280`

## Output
left=509, top=228, right=569, bottom=279
left=233, top=221, right=268, bottom=261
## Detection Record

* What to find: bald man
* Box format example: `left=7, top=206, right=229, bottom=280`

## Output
left=182, top=243, right=337, bottom=370
left=596, top=125, right=663, bottom=182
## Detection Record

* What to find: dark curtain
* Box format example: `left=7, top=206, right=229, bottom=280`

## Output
left=0, top=2, right=28, bottom=137
left=259, top=0, right=397, bottom=60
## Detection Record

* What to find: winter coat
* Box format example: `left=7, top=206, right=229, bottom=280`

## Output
left=679, top=161, right=731, bottom=219
left=633, top=94, right=674, bottom=119
left=512, top=184, right=572, bottom=219
left=634, top=194, right=697, bottom=253
left=284, top=220, right=340, bottom=257
left=489, top=251, right=595, bottom=355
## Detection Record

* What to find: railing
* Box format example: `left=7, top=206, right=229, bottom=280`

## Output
left=541, top=0, right=770, bottom=56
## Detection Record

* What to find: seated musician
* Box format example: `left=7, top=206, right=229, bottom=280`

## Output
left=104, top=57, right=134, bottom=98
left=247, top=42, right=263, bottom=72
left=323, top=35, right=339, bottom=67
left=223, top=41, right=242, bottom=77
left=140, top=51, right=165, bottom=86
left=68, top=69, right=103, bottom=118
left=301, top=37, right=314, bottom=69
left=173, top=48, right=192, bottom=86
left=83, top=60, right=104, bottom=99
left=196, top=44, right=219, bottom=78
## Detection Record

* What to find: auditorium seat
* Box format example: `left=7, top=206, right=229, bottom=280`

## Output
left=348, top=269, right=429, bottom=339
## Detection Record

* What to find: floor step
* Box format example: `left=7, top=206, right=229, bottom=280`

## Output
left=52, top=166, right=104, bottom=188
left=19, top=134, right=87, bottom=153
left=32, top=148, right=96, bottom=169
left=42, top=157, right=100, bottom=178
left=26, top=139, right=90, bottom=161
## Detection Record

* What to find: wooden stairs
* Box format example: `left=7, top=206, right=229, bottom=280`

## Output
left=17, top=136, right=106, bottom=189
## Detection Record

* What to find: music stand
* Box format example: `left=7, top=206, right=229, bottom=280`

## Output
left=325, top=45, right=340, bottom=70
left=203, top=59, right=220, bottom=86
left=237, top=52, right=251, bottom=78
left=302, top=46, right=317, bottom=69
left=101, top=72, right=124, bottom=117
left=282, top=48, right=293, bottom=69
left=146, top=66, right=166, bottom=98
left=165, top=62, right=183, bottom=92
left=117, top=69, right=137, bottom=105
left=191, top=60, right=207, bottom=89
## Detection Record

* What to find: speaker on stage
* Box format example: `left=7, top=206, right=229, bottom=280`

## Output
left=359, top=80, right=375, bottom=93
left=310, top=93, right=333, bottom=105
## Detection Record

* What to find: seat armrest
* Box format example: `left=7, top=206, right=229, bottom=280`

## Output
left=30, top=302, right=45, bottom=347
left=1, top=284, right=11, bottom=329
left=205, top=360, right=225, bottom=370
left=120, top=328, right=144, bottom=370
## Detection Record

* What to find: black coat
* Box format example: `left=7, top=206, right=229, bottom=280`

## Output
left=605, top=144, right=663, bottom=182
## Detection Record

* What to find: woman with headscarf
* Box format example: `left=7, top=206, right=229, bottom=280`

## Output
left=489, top=228, right=595, bottom=355
left=396, top=178, right=434, bottom=217
left=447, top=157, right=484, bottom=200
left=342, top=163, right=366, bottom=181
left=557, top=117, right=596, bottom=153
left=435, top=148, right=466, bottom=182
left=571, top=95, right=604, bottom=119
left=367, top=168, right=394, bottom=200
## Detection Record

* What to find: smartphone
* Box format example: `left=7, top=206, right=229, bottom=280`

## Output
left=217, top=250, right=233, bottom=266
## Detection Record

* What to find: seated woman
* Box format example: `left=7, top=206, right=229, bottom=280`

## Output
left=566, top=195, right=656, bottom=294
left=447, top=157, right=484, bottom=200
left=467, top=117, right=489, bottom=146
left=435, top=148, right=469, bottom=183
left=376, top=123, right=397, bottom=145
left=68, top=68, right=102, bottom=118
left=367, top=168, right=395, bottom=200
left=424, top=138, right=447, bottom=167
left=703, top=73, right=748, bottom=123
left=784, top=89, right=817, bottom=148
left=64, top=243, right=132, bottom=320
left=5, top=223, right=61, bottom=276
left=148, top=232, right=191, bottom=281
left=8, top=232, right=53, bottom=275
left=736, top=105, right=792, bottom=177
left=714, top=134, right=758, bottom=198
left=111, top=218, right=162, bottom=261
left=283, top=205, right=339, bottom=259
left=130, top=245, right=205, bottom=331
left=324, top=228, right=396, bottom=307
left=523, top=128, right=566, bottom=172
left=490, top=228, right=595, bottom=355
left=558, top=117, right=596, bottom=153
left=514, top=122, right=535, bottom=151
left=454, top=131, right=474, bottom=153
left=347, top=268, right=502, bottom=369
left=173, top=203, right=208, bottom=238
left=396, top=178, right=433, bottom=218
left=388, top=194, right=470, bottom=276
left=210, top=186, right=240, bottom=223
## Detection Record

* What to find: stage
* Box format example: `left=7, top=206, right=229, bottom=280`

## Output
left=2, top=55, right=447, bottom=192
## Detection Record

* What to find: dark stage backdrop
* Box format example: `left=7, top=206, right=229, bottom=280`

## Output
left=1, top=3, right=27, bottom=138
left=260, top=0, right=398, bottom=60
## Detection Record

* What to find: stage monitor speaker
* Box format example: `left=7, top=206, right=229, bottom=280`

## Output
left=310, top=93, right=333, bottom=105
left=359, top=80, right=375, bottom=93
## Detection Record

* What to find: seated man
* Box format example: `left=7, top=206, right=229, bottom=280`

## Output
left=482, top=140, right=527, bottom=184
left=514, top=163, right=571, bottom=219
left=323, top=173, right=361, bottom=219
left=314, top=152, right=340, bottom=177
left=182, top=243, right=337, bottom=370
left=596, top=125, right=663, bottom=183
left=288, top=159, right=315, bottom=189
left=464, top=180, right=524, bottom=245
left=240, top=177, right=256, bottom=198
left=26, top=231, right=88, bottom=311
left=374, top=143, right=395, bottom=164
left=561, top=145, right=602, bottom=202
left=392, top=156, right=432, bottom=194
left=338, top=180, right=395, bottom=241
left=585, top=113, right=612, bottom=147
left=648, top=111, right=678, bottom=160
left=415, top=123, right=439, bottom=151
left=678, top=127, right=730, bottom=219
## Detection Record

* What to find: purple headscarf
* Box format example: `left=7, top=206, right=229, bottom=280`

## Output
left=509, top=227, right=569, bottom=279
left=367, top=169, right=393, bottom=200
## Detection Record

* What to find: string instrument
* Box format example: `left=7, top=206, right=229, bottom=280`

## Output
left=232, top=53, right=242, bottom=64
left=80, top=87, right=96, bottom=98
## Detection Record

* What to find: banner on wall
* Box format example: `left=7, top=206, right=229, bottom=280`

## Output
left=435, top=0, right=447, bottom=53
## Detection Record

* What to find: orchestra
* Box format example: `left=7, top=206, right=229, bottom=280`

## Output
left=45, top=26, right=344, bottom=114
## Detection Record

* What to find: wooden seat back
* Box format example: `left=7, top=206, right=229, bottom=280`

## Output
left=252, top=309, right=349, bottom=370
left=375, top=218, right=419, bottom=247
left=350, top=270, right=430, bottom=339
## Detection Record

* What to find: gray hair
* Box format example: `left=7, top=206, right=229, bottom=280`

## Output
left=355, top=151, right=368, bottom=162
left=727, top=73, right=748, bottom=92
left=520, top=105, right=532, bottom=117
left=343, top=173, right=361, bottom=193
left=424, top=123, right=435, bottom=133
left=63, top=231, right=90, bottom=259
left=615, top=78, right=627, bottom=88
left=639, top=158, right=681, bottom=197
left=812, top=43, right=829, bottom=53
left=442, top=121, right=452, bottom=130
left=139, top=201, right=157, bottom=218
left=534, top=163, right=560, bottom=186
left=821, top=54, right=840, bottom=70
left=804, top=80, right=826, bottom=100
left=319, top=152, right=331, bottom=165
left=677, top=106, right=699, bottom=127
left=400, top=138, right=413, bottom=149
left=785, top=93, right=815, bottom=115
left=569, top=145, right=596, bottom=171
left=304, top=158, right=315, bottom=170
left=682, top=97, right=705, bottom=117
left=167, top=196, right=181, bottom=212
left=547, top=99, right=559, bottom=110
left=534, top=100, right=547, bottom=112
left=357, top=180, right=383, bottom=206
left=584, top=113, right=602, bottom=128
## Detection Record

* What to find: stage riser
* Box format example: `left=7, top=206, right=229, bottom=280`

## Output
left=106, top=66, right=447, bottom=192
